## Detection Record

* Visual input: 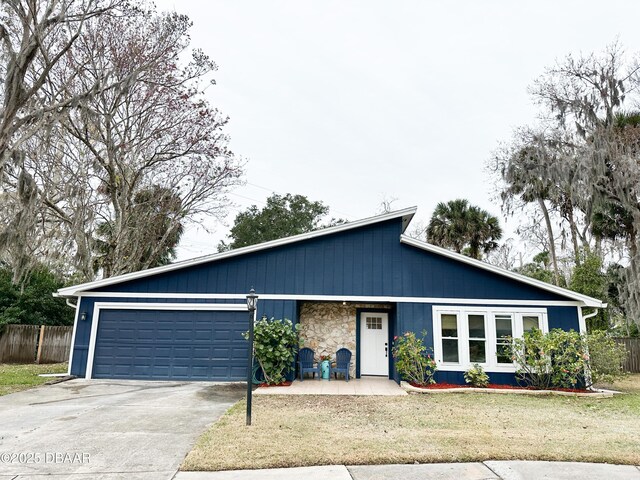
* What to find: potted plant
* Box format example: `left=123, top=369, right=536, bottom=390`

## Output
left=319, top=354, right=332, bottom=379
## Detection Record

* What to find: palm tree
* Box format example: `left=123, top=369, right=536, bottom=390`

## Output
left=467, top=208, right=503, bottom=259
left=93, top=186, right=185, bottom=277
left=499, top=136, right=562, bottom=285
left=426, top=199, right=503, bottom=260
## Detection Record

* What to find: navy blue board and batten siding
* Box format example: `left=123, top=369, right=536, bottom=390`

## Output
left=69, top=216, right=581, bottom=381
left=90, top=219, right=568, bottom=300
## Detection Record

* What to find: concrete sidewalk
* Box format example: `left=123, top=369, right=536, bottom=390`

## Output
left=174, top=461, right=640, bottom=480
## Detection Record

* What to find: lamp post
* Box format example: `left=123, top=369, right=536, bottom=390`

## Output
left=245, top=288, right=258, bottom=426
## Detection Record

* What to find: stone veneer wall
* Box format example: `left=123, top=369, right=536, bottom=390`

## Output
left=298, top=302, right=392, bottom=378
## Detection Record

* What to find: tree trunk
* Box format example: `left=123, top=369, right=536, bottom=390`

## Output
left=630, top=223, right=638, bottom=258
left=538, top=198, right=560, bottom=285
left=567, top=205, right=581, bottom=266
left=594, top=234, right=603, bottom=259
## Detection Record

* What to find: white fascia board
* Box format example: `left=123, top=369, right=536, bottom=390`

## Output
left=57, top=207, right=417, bottom=297
left=400, top=235, right=605, bottom=308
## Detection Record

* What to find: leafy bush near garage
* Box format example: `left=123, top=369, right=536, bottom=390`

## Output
left=245, top=317, right=300, bottom=385
left=0, top=265, right=72, bottom=327
left=392, top=331, right=437, bottom=386
left=510, top=328, right=589, bottom=389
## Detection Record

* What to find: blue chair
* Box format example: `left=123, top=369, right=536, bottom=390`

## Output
left=331, top=348, right=352, bottom=381
left=298, top=348, right=320, bottom=381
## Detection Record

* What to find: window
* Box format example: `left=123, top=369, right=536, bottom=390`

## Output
left=441, top=314, right=459, bottom=363
left=468, top=314, right=486, bottom=363
left=523, top=315, right=540, bottom=332
left=366, top=317, right=382, bottom=330
left=434, top=307, right=547, bottom=371
left=495, top=314, right=513, bottom=364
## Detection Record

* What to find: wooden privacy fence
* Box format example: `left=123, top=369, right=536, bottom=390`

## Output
left=0, top=324, right=73, bottom=364
left=614, top=337, right=640, bottom=373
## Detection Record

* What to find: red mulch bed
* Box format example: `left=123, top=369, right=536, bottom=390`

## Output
left=257, top=381, right=293, bottom=387
left=409, top=382, right=595, bottom=393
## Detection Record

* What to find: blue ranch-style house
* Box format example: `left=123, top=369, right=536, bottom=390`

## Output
left=56, top=207, right=604, bottom=385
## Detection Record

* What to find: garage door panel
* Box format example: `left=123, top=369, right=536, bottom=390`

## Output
left=132, top=365, right=152, bottom=376
left=173, top=346, right=192, bottom=356
left=194, top=331, right=213, bottom=340
left=190, top=366, right=209, bottom=376
left=134, top=346, right=153, bottom=357
left=175, top=330, right=196, bottom=341
left=229, top=366, right=247, bottom=377
left=156, top=330, right=174, bottom=341
left=92, top=308, right=249, bottom=381
left=136, top=329, right=155, bottom=340
left=192, top=347, right=212, bottom=358
left=116, top=365, right=135, bottom=375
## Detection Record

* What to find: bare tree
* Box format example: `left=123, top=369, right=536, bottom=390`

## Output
left=0, top=6, right=243, bottom=282
left=57, top=9, right=242, bottom=277
left=0, top=0, right=125, bottom=172
left=377, top=195, right=398, bottom=214
left=0, top=0, right=129, bottom=284
left=485, top=238, right=518, bottom=271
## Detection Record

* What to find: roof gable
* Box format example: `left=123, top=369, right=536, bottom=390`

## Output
left=56, top=206, right=604, bottom=307
left=399, top=236, right=603, bottom=307
left=57, top=207, right=416, bottom=296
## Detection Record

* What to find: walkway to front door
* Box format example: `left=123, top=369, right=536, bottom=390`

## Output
left=254, top=377, right=407, bottom=396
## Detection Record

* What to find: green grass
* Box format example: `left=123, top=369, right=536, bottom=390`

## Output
left=0, top=363, right=68, bottom=396
left=183, top=374, right=640, bottom=471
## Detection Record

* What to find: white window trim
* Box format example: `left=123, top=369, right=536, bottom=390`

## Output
left=438, top=309, right=462, bottom=365
left=85, top=302, right=248, bottom=380
left=432, top=306, right=548, bottom=373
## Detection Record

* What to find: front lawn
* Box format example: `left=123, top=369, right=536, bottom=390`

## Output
left=182, top=374, right=640, bottom=471
left=0, top=363, right=68, bottom=396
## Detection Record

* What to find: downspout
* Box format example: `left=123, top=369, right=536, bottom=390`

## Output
left=580, top=306, right=603, bottom=390
left=61, top=295, right=81, bottom=376
left=53, top=292, right=77, bottom=310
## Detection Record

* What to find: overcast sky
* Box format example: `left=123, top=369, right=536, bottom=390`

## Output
left=153, top=0, right=640, bottom=260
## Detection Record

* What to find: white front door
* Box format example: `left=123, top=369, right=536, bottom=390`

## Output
left=360, top=312, right=389, bottom=376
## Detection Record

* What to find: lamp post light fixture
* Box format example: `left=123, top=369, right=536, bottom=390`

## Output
left=245, top=288, right=258, bottom=426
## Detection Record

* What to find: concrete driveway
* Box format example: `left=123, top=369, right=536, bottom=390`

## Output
left=0, top=379, right=244, bottom=480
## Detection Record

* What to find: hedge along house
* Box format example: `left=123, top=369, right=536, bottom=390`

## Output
left=56, top=207, right=604, bottom=385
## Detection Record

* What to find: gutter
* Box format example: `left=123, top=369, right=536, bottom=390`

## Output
left=582, top=309, right=601, bottom=321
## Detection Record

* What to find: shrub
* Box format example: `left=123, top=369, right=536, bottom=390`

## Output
left=0, top=265, right=72, bottom=327
left=392, top=331, right=437, bottom=386
left=586, top=330, right=628, bottom=385
left=464, top=364, right=489, bottom=387
left=244, top=317, right=300, bottom=385
left=510, top=328, right=589, bottom=389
